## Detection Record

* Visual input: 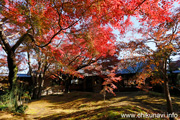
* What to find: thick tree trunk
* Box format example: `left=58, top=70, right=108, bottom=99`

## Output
left=7, top=51, right=17, bottom=90
left=31, top=73, right=44, bottom=99
left=32, top=88, right=38, bottom=99
left=65, top=78, right=71, bottom=93
left=7, top=50, right=19, bottom=110
left=37, top=75, right=44, bottom=99
left=32, top=74, right=39, bottom=99
left=65, top=81, right=69, bottom=93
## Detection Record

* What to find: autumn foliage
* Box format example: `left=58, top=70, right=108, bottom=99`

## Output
left=0, top=0, right=180, bottom=115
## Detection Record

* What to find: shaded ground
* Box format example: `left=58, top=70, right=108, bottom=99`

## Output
left=0, top=91, right=180, bottom=120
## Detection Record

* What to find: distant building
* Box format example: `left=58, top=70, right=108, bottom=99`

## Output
left=0, top=73, right=31, bottom=90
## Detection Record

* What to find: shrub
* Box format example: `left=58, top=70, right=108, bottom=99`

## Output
left=0, top=87, right=30, bottom=113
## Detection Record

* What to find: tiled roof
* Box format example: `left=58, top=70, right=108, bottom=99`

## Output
left=17, top=74, right=31, bottom=77
left=172, top=70, right=180, bottom=74
left=0, top=74, right=31, bottom=77
left=116, top=62, right=146, bottom=74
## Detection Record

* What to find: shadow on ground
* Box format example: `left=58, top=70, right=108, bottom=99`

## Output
left=1, top=91, right=180, bottom=120
left=32, top=91, right=180, bottom=120
left=37, top=105, right=148, bottom=120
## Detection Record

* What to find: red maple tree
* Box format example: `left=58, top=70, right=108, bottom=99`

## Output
left=0, top=0, right=178, bottom=112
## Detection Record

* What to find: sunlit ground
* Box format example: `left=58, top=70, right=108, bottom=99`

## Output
left=0, top=91, right=180, bottom=120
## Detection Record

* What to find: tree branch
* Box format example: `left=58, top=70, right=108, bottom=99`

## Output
left=11, top=33, right=29, bottom=51
left=0, top=21, right=11, bottom=52
left=133, top=0, right=146, bottom=11
left=76, top=57, right=100, bottom=71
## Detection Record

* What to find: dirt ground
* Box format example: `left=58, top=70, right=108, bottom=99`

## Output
left=0, top=91, right=180, bottom=120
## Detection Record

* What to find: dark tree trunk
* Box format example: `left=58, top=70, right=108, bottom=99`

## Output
left=7, top=51, right=17, bottom=90
left=32, top=88, right=38, bottom=99
left=32, top=74, right=39, bottom=99
left=37, top=75, right=44, bottom=99
left=163, top=59, right=174, bottom=120
left=31, top=73, right=44, bottom=99
left=27, top=51, right=32, bottom=75
left=65, top=78, right=71, bottom=93
left=7, top=50, right=19, bottom=109
left=164, top=79, right=173, bottom=113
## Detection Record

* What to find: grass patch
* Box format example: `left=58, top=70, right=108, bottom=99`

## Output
left=148, top=91, right=164, bottom=97
left=0, top=104, right=8, bottom=111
